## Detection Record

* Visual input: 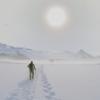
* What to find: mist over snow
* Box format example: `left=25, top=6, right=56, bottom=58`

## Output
left=0, top=43, right=99, bottom=61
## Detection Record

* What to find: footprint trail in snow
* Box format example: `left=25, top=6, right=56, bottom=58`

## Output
left=6, top=65, right=61, bottom=100
left=40, top=66, right=60, bottom=100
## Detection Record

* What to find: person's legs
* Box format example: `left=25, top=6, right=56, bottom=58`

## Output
left=32, top=71, right=34, bottom=79
left=29, top=70, right=32, bottom=80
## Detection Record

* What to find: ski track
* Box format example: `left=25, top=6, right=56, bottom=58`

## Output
left=6, top=65, right=60, bottom=100
left=40, top=66, right=60, bottom=100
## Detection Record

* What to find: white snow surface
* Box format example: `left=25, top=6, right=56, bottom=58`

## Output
left=0, top=60, right=100, bottom=100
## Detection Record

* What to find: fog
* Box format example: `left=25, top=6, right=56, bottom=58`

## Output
left=0, top=0, right=100, bottom=55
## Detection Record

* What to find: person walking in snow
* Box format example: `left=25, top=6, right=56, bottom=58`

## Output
left=27, top=61, right=36, bottom=80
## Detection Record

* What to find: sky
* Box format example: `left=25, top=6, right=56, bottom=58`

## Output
left=0, top=0, right=100, bottom=55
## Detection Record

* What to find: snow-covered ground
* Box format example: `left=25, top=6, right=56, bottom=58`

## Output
left=0, top=60, right=100, bottom=100
left=44, top=63, right=100, bottom=100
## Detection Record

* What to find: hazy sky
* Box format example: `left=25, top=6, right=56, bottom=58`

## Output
left=0, top=0, right=100, bottom=55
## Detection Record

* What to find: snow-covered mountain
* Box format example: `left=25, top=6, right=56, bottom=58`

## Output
left=0, top=43, right=34, bottom=59
left=0, top=43, right=50, bottom=60
left=75, top=49, right=93, bottom=58
left=0, top=43, right=95, bottom=60
left=45, top=50, right=94, bottom=60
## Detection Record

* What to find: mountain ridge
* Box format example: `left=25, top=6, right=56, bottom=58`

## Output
left=0, top=43, right=96, bottom=60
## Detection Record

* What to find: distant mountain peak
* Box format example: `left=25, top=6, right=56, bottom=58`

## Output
left=77, top=49, right=93, bottom=58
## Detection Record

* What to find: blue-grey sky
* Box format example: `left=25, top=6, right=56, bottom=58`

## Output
left=0, top=0, right=100, bottom=55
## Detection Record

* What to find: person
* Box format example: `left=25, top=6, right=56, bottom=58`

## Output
left=27, top=61, right=36, bottom=80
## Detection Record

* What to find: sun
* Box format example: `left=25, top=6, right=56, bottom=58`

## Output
left=45, top=6, right=68, bottom=28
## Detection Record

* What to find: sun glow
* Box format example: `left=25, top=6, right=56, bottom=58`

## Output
left=45, top=6, right=68, bottom=28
